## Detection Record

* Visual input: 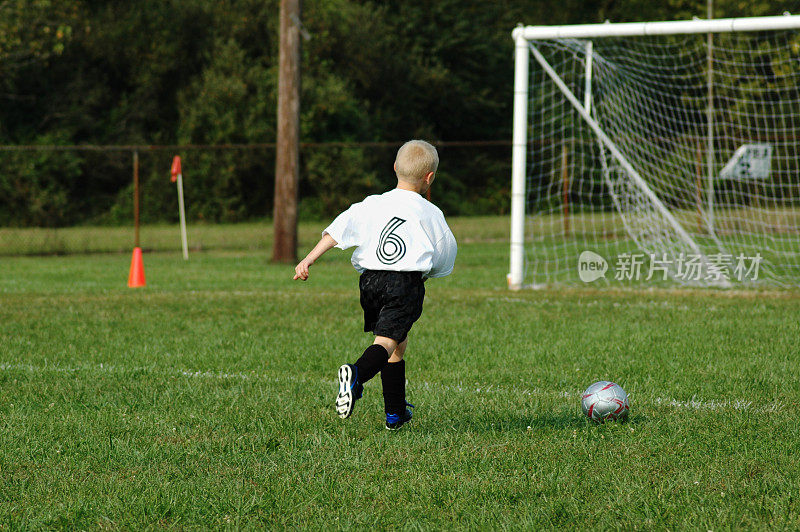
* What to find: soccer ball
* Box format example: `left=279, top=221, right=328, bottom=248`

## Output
left=581, top=381, right=629, bottom=423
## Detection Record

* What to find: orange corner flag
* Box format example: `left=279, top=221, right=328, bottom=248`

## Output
left=170, top=155, right=182, bottom=183
left=128, top=247, right=146, bottom=288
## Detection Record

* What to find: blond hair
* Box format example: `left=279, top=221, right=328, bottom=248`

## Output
left=394, top=140, right=439, bottom=184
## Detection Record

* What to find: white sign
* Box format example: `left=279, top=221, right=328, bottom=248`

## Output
left=718, top=143, right=772, bottom=181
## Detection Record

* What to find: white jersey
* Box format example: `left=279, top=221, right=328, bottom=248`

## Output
left=323, top=188, right=457, bottom=278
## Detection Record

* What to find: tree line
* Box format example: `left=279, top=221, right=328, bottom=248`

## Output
left=0, top=0, right=792, bottom=227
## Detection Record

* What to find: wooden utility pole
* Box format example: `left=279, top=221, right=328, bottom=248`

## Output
left=273, top=0, right=301, bottom=263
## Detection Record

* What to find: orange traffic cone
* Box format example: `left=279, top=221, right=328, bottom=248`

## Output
left=128, top=247, right=146, bottom=288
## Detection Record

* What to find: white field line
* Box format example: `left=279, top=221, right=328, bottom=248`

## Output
left=0, top=362, right=787, bottom=413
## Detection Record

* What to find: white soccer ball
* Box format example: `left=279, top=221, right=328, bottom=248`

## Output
left=581, top=381, right=629, bottom=423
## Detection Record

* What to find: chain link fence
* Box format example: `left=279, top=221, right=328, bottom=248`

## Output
left=0, top=142, right=511, bottom=255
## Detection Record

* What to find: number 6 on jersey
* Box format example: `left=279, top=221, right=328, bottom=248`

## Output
left=377, top=217, right=407, bottom=265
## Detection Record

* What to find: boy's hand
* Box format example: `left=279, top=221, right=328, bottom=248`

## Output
left=293, top=258, right=314, bottom=281
left=292, top=233, right=337, bottom=281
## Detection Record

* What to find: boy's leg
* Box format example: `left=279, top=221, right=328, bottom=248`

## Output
left=381, top=337, right=411, bottom=429
left=373, top=336, right=399, bottom=360
left=353, top=338, right=395, bottom=385
left=351, top=272, right=397, bottom=388
left=351, top=336, right=403, bottom=390
left=337, top=342, right=391, bottom=419
left=336, top=336, right=399, bottom=419
left=346, top=336, right=400, bottom=392
left=356, top=270, right=422, bottom=427
left=387, top=338, right=406, bottom=362
left=356, top=336, right=403, bottom=382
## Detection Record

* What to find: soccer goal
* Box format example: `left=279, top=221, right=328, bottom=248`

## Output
left=509, top=15, right=800, bottom=289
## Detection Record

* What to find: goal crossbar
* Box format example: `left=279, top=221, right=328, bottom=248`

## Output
left=514, top=14, right=800, bottom=40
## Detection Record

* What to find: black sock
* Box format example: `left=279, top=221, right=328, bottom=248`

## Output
left=353, top=344, right=389, bottom=384
left=381, top=360, right=406, bottom=415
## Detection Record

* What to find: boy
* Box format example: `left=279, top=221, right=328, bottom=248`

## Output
left=293, top=140, right=457, bottom=430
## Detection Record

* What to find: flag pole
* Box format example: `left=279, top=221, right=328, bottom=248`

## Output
left=171, top=155, right=189, bottom=260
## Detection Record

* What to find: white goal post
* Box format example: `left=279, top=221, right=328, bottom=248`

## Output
left=509, top=15, right=800, bottom=289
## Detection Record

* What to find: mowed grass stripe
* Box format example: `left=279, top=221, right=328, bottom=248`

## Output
left=0, top=362, right=791, bottom=414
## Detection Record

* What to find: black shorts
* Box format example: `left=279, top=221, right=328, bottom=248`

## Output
left=359, top=270, right=425, bottom=343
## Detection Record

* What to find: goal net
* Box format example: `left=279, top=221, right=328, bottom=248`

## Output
left=509, top=16, right=800, bottom=288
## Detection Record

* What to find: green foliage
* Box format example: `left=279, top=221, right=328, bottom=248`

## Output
left=301, top=147, right=382, bottom=220
left=0, top=0, right=79, bottom=66
left=176, top=37, right=277, bottom=221
left=0, top=134, right=84, bottom=227
left=1, top=0, right=798, bottom=226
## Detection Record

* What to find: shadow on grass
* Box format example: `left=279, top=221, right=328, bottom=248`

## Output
left=442, top=411, right=584, bottom=433
left=529, top=412, right=649, bottom=429
left=431, top=411, right=649, bottom=434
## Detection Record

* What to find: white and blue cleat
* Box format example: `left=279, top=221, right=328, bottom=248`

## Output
left=336, top=364, right=363, bottom=419
left=385, top=402, right=414, bottom=431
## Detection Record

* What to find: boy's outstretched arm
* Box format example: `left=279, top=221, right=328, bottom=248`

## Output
left=293, top=233, right=337, bottom=281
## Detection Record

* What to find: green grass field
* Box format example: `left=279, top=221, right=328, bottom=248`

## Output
left=2, top=217, right=799, bottom=529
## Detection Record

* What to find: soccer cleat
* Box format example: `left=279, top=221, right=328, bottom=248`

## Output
left=385, top=402, right=414, bottom=431
left=335, top=364, right=362, bottom=419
